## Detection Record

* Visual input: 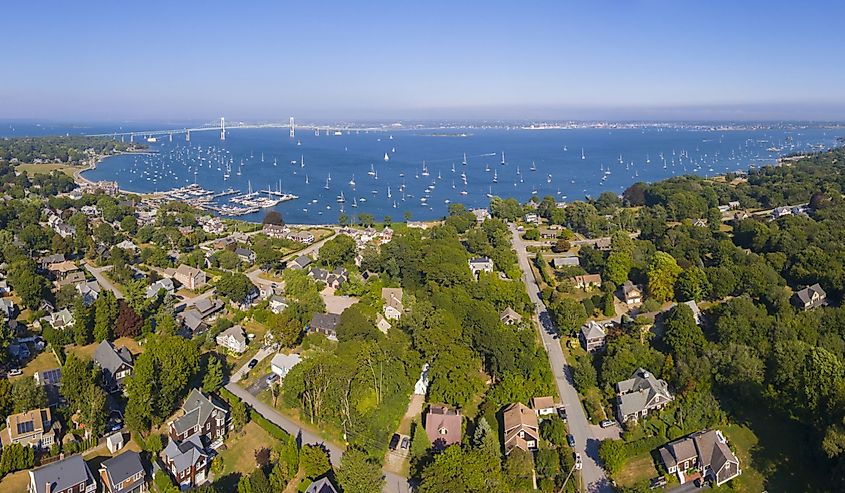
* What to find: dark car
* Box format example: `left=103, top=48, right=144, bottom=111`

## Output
left=566, top=434, right=575, bottom=448
left=248, top=359, right=259, bottom=369
left=389, top=434, right=400, bottom=450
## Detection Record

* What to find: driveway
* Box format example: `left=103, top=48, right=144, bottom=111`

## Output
left=230, top=345, right=275, bottom=383
left=82, top=263, right=124, bottom=299
left=511, top=224, right=613, bottom=493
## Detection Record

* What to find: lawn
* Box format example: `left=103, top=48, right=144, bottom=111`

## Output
left=614, top=449, right=658, bottom=488
left=15, top=350, right=60, bottom=379
left=15, top=162, right=78, bottom=177
left=0, top=469, right=30, bottom=492
left=217, top=421, right=281, bottom=477
left=66, top=337, right=144, bottom=360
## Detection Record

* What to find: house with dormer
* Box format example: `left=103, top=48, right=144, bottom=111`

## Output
left=616, top=368, right=674, bottom=422
left=161, top=434, right=209, bottom=489
left=502, top=402, right=540, bottom=454
left=168, top=389, right=230, bottom=445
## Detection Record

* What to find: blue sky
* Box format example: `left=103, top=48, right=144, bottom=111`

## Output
left=3, top=1, right=844, bottom=121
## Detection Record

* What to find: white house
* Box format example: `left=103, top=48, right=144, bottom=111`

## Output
left=215, top=325, right=247, bottom=354
left=270, top=353, right=302, bottom=379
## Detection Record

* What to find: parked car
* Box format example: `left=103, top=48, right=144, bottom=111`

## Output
left=574, top=452, right=583, bottom=471
left=389, top=434, right=400, bottom=450
left=557, top=407, right=567, bottom=420
left=649, top=476, right=667, bottom=490
left=566, top=434, right=575, bottom=448
left=600, top=419, right=615, bottom=428
left=400, top=437, right=410, bottom=450
left=248, top=359, right=259, bottom=369
left=266, top=373, right=279, bottom=385
left=7, top=368, right=22, bottom=377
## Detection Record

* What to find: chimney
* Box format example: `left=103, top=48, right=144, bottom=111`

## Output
left=45, top=482, right=52, bottom=493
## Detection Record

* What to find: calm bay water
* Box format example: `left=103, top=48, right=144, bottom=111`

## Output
left=3, top=122, right=841, bottom=224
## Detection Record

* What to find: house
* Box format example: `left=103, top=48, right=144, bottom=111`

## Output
left=40, top=308, right=74, bottom=329
left=48, top=260, right=80, bottom=277
left=499, top=307, right=523, bottom=325
left=56, top=271, right=87, bottom=289
left=34, top=368, right=62, bottom=387
left=287, top=231, right=315, bottom=245
left=145, top=278, right=175, bottom=298
left=658, top=429, right=741, bottom=487
left=552, top=256, right=580, bottom=269
left=0, top=298, right=16, bottom=319
left=381, top=288, right=404, bottom=320
left=215, top=325, right=248, bottom=354
left=594, top=237, right=612, bottom=251
left=289, top=255, right=312, bottom=270
left=683, top=300, right=703, bottom=325
left=471, top=208, right=490, bottom=222
left=116, top=240, right=139, bottom=254
left=173, top=264, right=206, bottom=290
left=502, top=402, right=540, bottom=454
left=468, top=257, right=494, bottom=277
left=530, top=396, right=558, bottom=417
left=792, top=283, right=827, bottom=310
left=234, top=247, right=256, bottom=265
left=425, top=405, right=462, bottom=450
left=569, top=274, right=602, bottom=290
left=305, top=477, right=339, bottom=493
left=93, top=340, right=134, bottom=390
left=728, top=201, right=740, bottom=210
left=168, top=389, right=230, bottom=444
left=622, top=281, right=642, bottom=305
left=524, top=213, right=540, bottom=224
left=270, top=353, right=302, bottom=379
left=40, top=253, right=65, bottom=269
left=262, top=223, right=288, bottom=238
left=8, top=342, right=30, bottom=361
left=162, top=434, right=209, bottom=489
left=76, top=280, right=101, bottom=306
left=692, top=218, right=708, bottom=228
left=616, top=368, right=674, bottom=422
left=580, top=320, right=608, bottom=352
left=105, top=431, right=124, bottom=454
left=309, top=267, right=348, bottom=289
left=269, top=295, right=289, bottom=314
left=772, top=206, right=793, bottom=219
left=1, top=408, right=58, bottom=449
left=179, top=298, right=224, bottom=335
left=732, top=210, right=750, bottom=222
left=376, top=315, right=391, bottom=333
left=28, top=454, right=97, bottom=493
left=201, top=216, right=225, bottom=235
left=308, top=312, right=341, bottom=340
left=100, top=449, right=147, bottom=493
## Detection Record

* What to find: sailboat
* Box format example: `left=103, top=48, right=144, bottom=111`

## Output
left=351, top=197, right=358, bottom=208
left=581, top=148, right=586, bottom=160
left=421, top=161, right=429, bottom=177
left=530, top=161, right=537, bottom=171
left=516, top=164, right=521, bottom=175
left=324, top=177, right=330, bottom=190
left=349, top=175, right=356, bottom=187
left=462, top=153, right=467, bottom=165
left=501, top=151, right=506, bottom=165
left=451, top=163, right=455, bottom=173
left=547, top=174, right=552, bottom=183
left=486, top=186, right=493, bottom=198
left=300, top=155, right=305, bottom=168
left=273, top=157, right=277, bottom=166
left=337, top=191, right=345, bottom=203
left=384, top=152, right=390, bottom=162
left=493, top=170, right=498, bottom=183
left=368, top=163, right=376, bottom=176
left=305, top=175, right=309, bottom=184
left=297, top=139, right=301, bottom=146
left=387, top=186, right=392, bottom=198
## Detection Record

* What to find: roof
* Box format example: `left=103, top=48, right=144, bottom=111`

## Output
left=623, top=280, right=641, bottom=297
left=48, top=260, right=78, bottom=273
left=530, top=396, right=556, bottom=410
left=292, top=255, right=312, bottom=268
left=163, top=434, right=207, bottom=473
left=469, top=257, right=493, bottom=265
left=580, top=320, right=607, bottom=340
left=217, top=325, right=247, bottom=345
left=5, top=408, right=50, bottom=442
left=305, top=477, right=339, bottom=493
left=500, top=307, right=522, bottom=322
left=191, top=297, right=223, bottom=317
left=271, top=353, right=302, bottom=374
left=552, top=256, right=580, bottom=267
left=617, top=368, right=674, bottom=417
left=93, top=340, right=133, bottom=376
left=35, top=368, right=62, bottom=386
left=146, top=278, right=175, bottom=298
left=310, top=312, right=341, bottom=333
left=503, top=402, right=539, bottom=452
left=171, top=389, right=227, bottom=437
left=175, top=264, right=204, bottom=279
left=425, top=405, right=462, bottom=449
left=796, top=283, right=827, bottom=305
left=234, top=247, right=255, bottom=258
left=382, top=288, right=403, bottom=310
left=101, top=450, right=144, bottom=492
left=29, top=454, right=94, bottom=493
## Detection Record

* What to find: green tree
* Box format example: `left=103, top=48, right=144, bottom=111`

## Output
left=337, top=447, right=385, bottom=493
left=216, top=272, right=256, bottom=303
left=663, top=304, right=706, bottom=361
left=428, top=346, right=484, bottom=408
left=72, top=298, right=93, bottom=345
left=646, top=251, right=682, bottom=302
left=418, top=445, right=505, bottom=493
left=93, top=290, right=118, bottom=342
left=472, top=416, right=501, bottom=459
left=202, top=355, right=225, bottom=393
left=604, top=251, right=632, bottom=286
left=319, top=234, right=357, bottom=268
left=598, top=439, right=627, bottom=475
left=675, top=267, right=710, bottom=302
left=11, top=377, right=47, bottom=413
left=300, top=444, right=332, bottom=480
left=539, top=416, right=568, bottom=448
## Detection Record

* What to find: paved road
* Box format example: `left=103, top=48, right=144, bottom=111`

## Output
left=82, top=263, right=124, bottom=299
left=225, top=381, right=410, bottom=492
left=230, top=346, right=276, bottom=383
left=511, top=225, right=613, bottom=493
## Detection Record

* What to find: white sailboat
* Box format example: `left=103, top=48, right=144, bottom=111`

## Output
left=530, top=161, right=537, bottom=171
left=486, top=186, right=493, bottom=198
left=384, top=152, right=390, bottom=162
left=368, top=163, right=376, bottom=176
left=493, top=170, right=498, bottom=183
left=421, top=161, right=429, bottom=177
left=349, top=174, right=356, bottom=187
left=462, top=153, right=467, bottom=165
left=501, top=151, right=506, bottom=165
left=581, top=148, right=586, bottom=160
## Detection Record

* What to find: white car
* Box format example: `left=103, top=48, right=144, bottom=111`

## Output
left=7, top=368, right=22, bottom=377
left=574, top=452, right=583, bottom=471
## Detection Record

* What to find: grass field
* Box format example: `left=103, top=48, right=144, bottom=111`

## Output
left=217, top=421, right=281, bottom=477
left=66, top=337, right=144, bottom=361
left=16, top=350, right=60, bottom=378
left=15, top=162, right=79, bottom=177
left=0, top=469, right=30, bottom=492
left=614, top=449, right=658, bottom=488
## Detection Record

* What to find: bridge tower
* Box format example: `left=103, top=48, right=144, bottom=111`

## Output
left=220, top=117, right=226, bottom=141
left=130, top=134, right=134, bottom=143
left=186, top=129, right=191, bottom=142
left=289, top=116, right=295, bottom=139
left=169, top=132, right=173, bottom=142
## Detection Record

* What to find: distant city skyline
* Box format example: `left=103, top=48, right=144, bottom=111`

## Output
left=3, top=1, right=844, bottom=121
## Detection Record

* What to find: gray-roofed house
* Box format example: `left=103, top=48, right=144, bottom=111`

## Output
left=28, top=454, right=96, bottom=493
left=162, top=434, right=209, bottom=489
left=215, top=325, right=248, bottom=354
left=93, top=340, right=134, bottom=391
left=99, top=449, right=146, bottom=493
left=269, top=295, right=289, bottom=314
left=499, top=307, right=523, bottom=326
left=40, top=308, right=74, bottom=330
left=290, top=255, right=313, bottom=270
left=168, top=389, right=230, bottom=445
left=145, top=278, right=175, bottom=299
left=305, top=477, right=339, bottom=493
left=468, top=257, right=494, bottom=277
left=658, top=429, right=741, bottom=487
left=616, top=368, right=674, bottom=422
left=0, top=298, right=16, bottom=319
left=76, top=280, right=101, bottom=306
left=309, top=267, right=349, bottom=289
left=271, top=353, right=302, bottom=379
left=552, top=256, right=580, bottom=269
left=580, top=320, right=608, bottom=352
left=622, top=281, right=643, bottom=306
left=234, top=247, right=256, bottom=265
left=792, top=283, right=827, bottom=310
left=308, top=312, right=341, bottom=340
